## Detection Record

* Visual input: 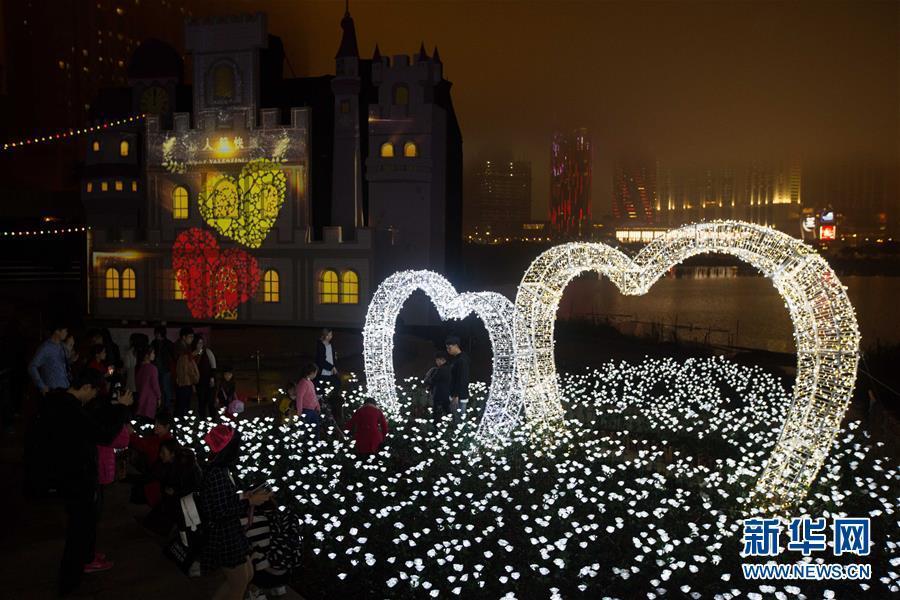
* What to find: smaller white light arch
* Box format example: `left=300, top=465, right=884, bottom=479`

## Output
left=363, top=270, right=521, bottom=444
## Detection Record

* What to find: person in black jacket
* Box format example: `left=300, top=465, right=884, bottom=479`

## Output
left=41, top=369, right=133, bottom=596
left=424, top=351, right=452, bottom=426
left=446, top=336, right=470, bottom=423
left=314, top=328, right=343, bottom=423
left=143, top=439, right=202, bottom=536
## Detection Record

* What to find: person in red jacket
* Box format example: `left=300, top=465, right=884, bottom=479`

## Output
left=345, top=398, right=389, bottom=455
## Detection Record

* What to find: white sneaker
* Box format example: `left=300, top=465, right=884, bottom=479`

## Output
left=267, top=587, right=287, bottom=597
left=188, top=561, right=201, bottom=578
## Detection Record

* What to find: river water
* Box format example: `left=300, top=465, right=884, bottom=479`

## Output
left=502, top=274, right=900, bottom=353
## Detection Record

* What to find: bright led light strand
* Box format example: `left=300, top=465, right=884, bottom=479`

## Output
left=362, top=270, right=522, bottom=444
left=514, top=220, right=860, bottom=505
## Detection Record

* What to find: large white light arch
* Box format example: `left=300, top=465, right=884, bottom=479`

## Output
left=363, top=270, right=521, bottom=444
left=514, top=221, right=860, bottom=503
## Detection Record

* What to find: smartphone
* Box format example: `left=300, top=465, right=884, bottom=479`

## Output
left=249, top=482, right=270, bottom=495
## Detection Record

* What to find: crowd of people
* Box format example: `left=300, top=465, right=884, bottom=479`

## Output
left=24, top=320, right=471, bottom=598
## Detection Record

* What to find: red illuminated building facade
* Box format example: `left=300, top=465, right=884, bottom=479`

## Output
left=549, top=128, right=592, bottom=238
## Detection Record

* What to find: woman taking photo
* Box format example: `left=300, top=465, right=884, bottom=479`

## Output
left=199, top=424, right=272, bottom=600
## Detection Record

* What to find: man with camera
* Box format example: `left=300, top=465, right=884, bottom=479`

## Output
left=41, top=369, right=134, bottom=595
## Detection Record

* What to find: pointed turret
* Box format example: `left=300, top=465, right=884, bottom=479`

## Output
left=432, top=46, right=442, bottom=64
left=417, top=42, right=429, bottom=62
left=372, top=43, right=382, bottom=61
left=335, top=1, right=359, bottom=59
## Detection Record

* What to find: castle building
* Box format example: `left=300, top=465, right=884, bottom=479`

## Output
left=82, top=8, right=462, bottom=328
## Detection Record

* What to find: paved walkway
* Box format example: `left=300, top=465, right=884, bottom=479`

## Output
left=0, top=425, right=303, bottom=600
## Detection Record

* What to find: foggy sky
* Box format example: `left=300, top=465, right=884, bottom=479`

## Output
left=194, top=0, right=899, bottom=218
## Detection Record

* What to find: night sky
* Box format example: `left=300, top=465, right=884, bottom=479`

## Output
left=193, top=0, right=899, bottom=218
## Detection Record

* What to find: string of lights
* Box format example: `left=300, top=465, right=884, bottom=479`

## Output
left=0, top=226, right=90, bottom=237
left=1, top=114, right=147, bottom=151
left=362, top=270, right=522, bottom=445
left=513, top=220, right=860, bottom=505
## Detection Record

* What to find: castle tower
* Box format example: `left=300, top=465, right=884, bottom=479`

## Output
left=185, top=13, right=267, bottom=116
left=331, top=2, right=364, bottom=237
left=366, top=44, right=463, bottom=281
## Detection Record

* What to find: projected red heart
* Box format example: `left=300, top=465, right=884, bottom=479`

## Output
left=172, top=228, right=260, bottom=319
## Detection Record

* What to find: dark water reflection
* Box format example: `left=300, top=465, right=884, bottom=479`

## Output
left=519, top=275, right=899, bottom=353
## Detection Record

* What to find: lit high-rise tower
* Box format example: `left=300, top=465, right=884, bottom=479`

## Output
left=612, top=160, right=657, bottom=224
left=549, top=128, right=592, bottom=238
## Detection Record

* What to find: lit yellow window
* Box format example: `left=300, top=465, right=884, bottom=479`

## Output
left=131, top=181, right=138, bottom=192
left=104, top=268, right=120, bottom=298
left=174, top=269, right=185, bottom=300
left=101, top=181, right=109, bottom=192
left=403, top=142, right=417, bottom=158
left=114, top=180, right=123, bottom=191
left=380, top=142, right=394, bottom=158
left=212, top=63, right=235, bottom=100
left=92, top=140, right=100, bottom=152
left=86, top=182, right=93, bottom=193
left=212, top=178, right=238, bottom=218
left=119, top=140, right=129, bottom=157
left=319, top=270, right=339, bottom=304
left=263, top=270, right=280, bottom=303
left=173, top=185, right=188, bottom=219
left=121, top=268, right=136, bottom=299
left=340, top=270, right=359, bottom=304
left=393, top=84, right=409, bottom=106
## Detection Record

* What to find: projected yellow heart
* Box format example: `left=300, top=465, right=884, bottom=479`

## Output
left=513, top=221, right=860, bottom=505
left=198, top=158, right=287, bottom=248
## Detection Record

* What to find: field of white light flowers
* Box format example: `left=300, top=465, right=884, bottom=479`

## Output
left=172, top=356, right=899, bottom=599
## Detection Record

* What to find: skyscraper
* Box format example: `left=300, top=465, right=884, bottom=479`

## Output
left=612, top=160, right=656, bottom=225
left=469, top=159, right=531, bottom=238
left=549, top=128, right=592, bottom=238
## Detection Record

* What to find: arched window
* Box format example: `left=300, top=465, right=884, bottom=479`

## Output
left=211, top=178, right=238, bottom=218
left=173, top=186, right=189, bottom=219
left=86, top=182, right=93, bottom=193
left=174, top=269, right=185, bottom=300
left=380, top=142, right=394, bottom=158
left=92, top=140, right=100, bottom=152
left=403, top=141, right=418, bottom=158
left=263, top=269, right=280, bottom=303
left=212, top=62, right=235, bottom=101
left=131, top=181, right=138, bottom=192
left=121, top=268, right=136, bottom=299
left=340, top=270, right=359, bottom=304
left=119, top=140, right=129, bottom=157
left=319, top=270, right=339, bottom=304
left=101, top=181, right=109, bottom=192
left=393, top=84, right=409, bottom=106
left=104, top=267, right=120, bottom=298
left=114, top=180, right=123, bottom=191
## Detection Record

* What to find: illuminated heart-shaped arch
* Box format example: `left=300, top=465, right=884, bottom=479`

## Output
left=363, top=270, right=521, bottom=444
left=514, top=221, right=860, bottom=504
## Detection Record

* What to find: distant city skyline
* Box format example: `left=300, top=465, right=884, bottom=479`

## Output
left=185, top=0, right=898, bottom=224
left=0, top=1, right=896, bottom=229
